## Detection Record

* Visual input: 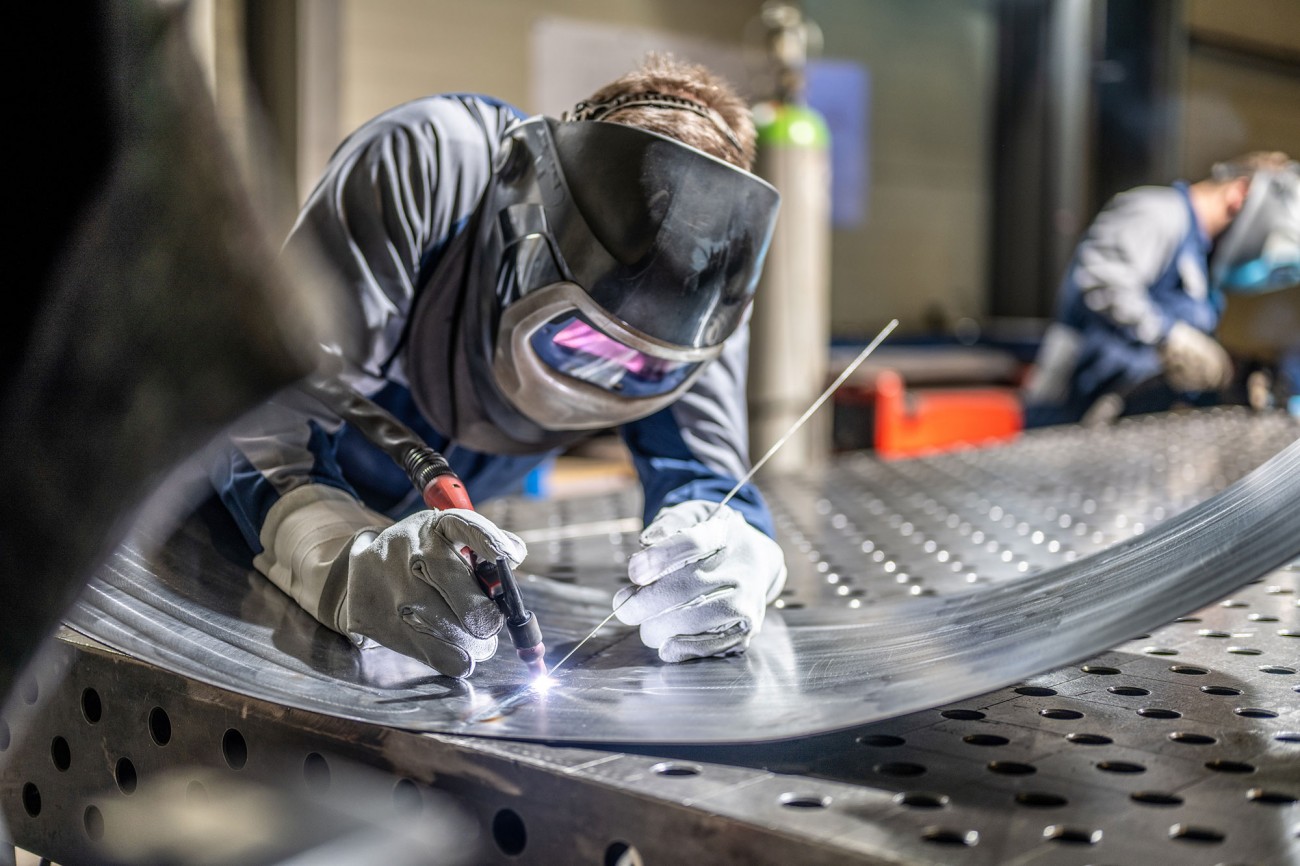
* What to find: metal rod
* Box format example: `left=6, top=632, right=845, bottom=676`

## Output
left=545, top=607, right=623, bottom=680
left=713, top=319, right=898, bottom=515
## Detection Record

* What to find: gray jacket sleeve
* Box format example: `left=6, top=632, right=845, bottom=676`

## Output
left=620, top=315, right=775, bottom=537
left=284, top=97, right=510, bottom=374
left=668, top=320, right=753, bottom=485
left=214, top=97, right=512, bottom=626
left=1069, top=186, right=1189, bottom=345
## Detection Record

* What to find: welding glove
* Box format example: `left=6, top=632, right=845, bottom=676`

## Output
left=334, top=509, right=526, bottom=678
left=614, top=500, right=788, bottom=663
left=254, top=485, right=523, bottom=677
left=1159, top=321, right=1233, bottom=393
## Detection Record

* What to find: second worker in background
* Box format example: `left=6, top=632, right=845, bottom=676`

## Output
left=1024, top=152, right=1299, bottom=426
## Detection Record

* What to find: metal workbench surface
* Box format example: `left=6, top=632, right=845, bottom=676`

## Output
left=2, top=407, right=1298, bottom=865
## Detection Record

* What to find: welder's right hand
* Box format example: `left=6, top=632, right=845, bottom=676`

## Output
left=334, top=509, right=526, bottom=678
left=1159, top=321, right=1232, bottom=393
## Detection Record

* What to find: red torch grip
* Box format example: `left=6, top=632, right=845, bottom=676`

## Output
left=423, top=475, right=475, bottom=511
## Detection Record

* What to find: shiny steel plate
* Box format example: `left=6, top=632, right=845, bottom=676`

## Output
left=63, top=409, right=1299, bottom=744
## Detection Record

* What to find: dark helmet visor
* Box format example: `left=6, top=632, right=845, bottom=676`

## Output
left=505, top=117, right=780, bottom=350
left=529, top=311, right=701, bottom=398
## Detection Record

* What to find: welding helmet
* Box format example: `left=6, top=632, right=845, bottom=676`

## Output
left=465, top=116, right=780, bottom=432
left=1210, top=162, right=1300, bottom=295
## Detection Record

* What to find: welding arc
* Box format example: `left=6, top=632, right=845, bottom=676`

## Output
left=545, top=319, right=900, bottom=681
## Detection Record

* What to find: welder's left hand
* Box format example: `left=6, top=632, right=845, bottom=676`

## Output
left=1160, top=321, right=1233, bottom=393
left=613, top=501, right=788, bottom=663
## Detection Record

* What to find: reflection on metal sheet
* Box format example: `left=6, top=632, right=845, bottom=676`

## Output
left=65, top=409, right=1299, bottom=744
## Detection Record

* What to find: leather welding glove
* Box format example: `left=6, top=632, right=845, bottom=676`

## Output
left=254, top=484, right=523, bottom=677
left=334, top=509, right=526, bottom=678
left=613, top=500, right=788, bottom=663
left=1160, top=321, right=1233, bottom=393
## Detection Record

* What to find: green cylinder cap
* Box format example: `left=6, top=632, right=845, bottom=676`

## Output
left=753, top=101, right=830, bottom=149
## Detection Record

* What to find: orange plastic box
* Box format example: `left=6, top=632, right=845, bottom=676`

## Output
left=873, top=369, right=1022, bottom=459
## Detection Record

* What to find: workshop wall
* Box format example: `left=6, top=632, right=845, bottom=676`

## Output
left=1180, top=0, right=1300, bottom=179
left=337, top=0, right=756, bottom=131
left=802, top=0, right=996, bottom=340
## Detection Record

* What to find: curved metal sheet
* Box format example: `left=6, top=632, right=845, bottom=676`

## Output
left=65, top=410, right=1299, bottom=744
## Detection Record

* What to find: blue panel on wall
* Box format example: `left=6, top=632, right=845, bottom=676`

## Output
left=807, top=59, right=871, bottom=227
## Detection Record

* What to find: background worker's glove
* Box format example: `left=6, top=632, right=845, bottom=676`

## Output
left=613, top=500, right=788, bottom=663
left=334, top=509, right=526, bottom=678
left=1159, top=321, right=1233, bottom=393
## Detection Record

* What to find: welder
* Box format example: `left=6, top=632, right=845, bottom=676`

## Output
left=1023, top=152, right=1299, bottom=426
left=211, top=57, right=789, bottom=679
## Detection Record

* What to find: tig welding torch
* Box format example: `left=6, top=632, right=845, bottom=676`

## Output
left=300, top=377, right=547, bottom=677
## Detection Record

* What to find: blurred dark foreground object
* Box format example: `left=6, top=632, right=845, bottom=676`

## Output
left=88, top=765, right=475, bottom=866
left=0, top=1, right=331, bottom=702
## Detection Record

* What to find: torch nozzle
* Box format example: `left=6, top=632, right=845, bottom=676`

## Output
left=517, top=642, right=548, bottom=679
left=485, top=556, right=547, bottom=680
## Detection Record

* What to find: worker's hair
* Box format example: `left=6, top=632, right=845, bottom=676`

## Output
left=573, top=54, right=756, bottom=171
left=1211, top=150, right=1294, bottom=181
